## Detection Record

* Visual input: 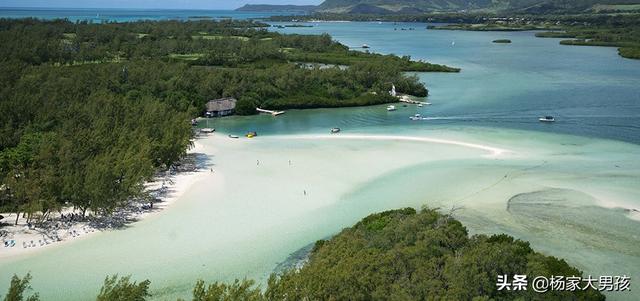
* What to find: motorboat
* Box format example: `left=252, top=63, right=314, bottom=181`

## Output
left=200, top=128, right=215, bottom=133
left=228, top=134, right=239, bottom=139
left=417, top=104, right=423, bottom=107
left=246, top=131, right=258, bottom=138
left=409, top=114, right=422, bottom=121
left=539, top=116, right=555, bottom=122
left=362, top=44, right=370, bottom=49
left=331, top=127, right=341, bottom=134
left=387, top=105, right=396, bottom=111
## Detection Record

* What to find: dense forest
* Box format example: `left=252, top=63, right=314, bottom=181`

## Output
left=0, top=18, right=455, bottom=224
left=3, top=208, right=606, bottom=300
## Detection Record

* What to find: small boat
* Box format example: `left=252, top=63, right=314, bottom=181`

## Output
left=417, top=104, right=423, bottom=107
left=246, top=131, right=257, bottom=138
left=330, top=127, right=341, bottom=134
left=386, top=105, right=396, bottom=111
left=539, top=116, right=555, bottom=122
left=362, top=44, right=370, bottom=49
left=414, top=114, right=421, bottom=118
left=228, top=134, right=239, bottom=139
left=200, top=128, right=215, bottom=133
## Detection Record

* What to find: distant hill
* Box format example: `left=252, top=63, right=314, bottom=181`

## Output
left=235, top=4, right=318, bottom=13
left=315, top=0, right=640, bottom=13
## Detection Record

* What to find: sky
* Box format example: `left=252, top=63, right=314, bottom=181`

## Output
left=0, top=0, right=322, bottom=10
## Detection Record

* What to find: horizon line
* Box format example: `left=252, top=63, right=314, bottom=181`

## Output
left=0, top=6, right=250, bottom=11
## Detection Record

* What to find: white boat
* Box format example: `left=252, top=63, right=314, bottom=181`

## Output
left=409, top=114, right=422, bottom=121
left=200, top=128, right=215, bottom=133
left=387, top=105, right=396, bottom=111
left=330, top=127, right=341, bottom=133
left=362, top=44, right=370, bottom=48
left=228, top=134, right=239, bottom=139
left=539, top=116, right=555, bottom=122
left=417, top=104, right=423, bottom=107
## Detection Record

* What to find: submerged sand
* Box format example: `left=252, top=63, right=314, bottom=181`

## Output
left=0, top=128, right=638, bottom=300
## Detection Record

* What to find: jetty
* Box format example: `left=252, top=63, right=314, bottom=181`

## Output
left=256, top=108, right=285, bottom=116
left=398, top=95, right=431, bottom=105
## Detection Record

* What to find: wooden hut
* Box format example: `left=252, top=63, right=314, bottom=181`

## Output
left=205, top=97, right=237, bottom=117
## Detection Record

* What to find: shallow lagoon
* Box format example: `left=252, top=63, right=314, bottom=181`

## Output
left=1, top=127, right=639, bottom=300
left=1, top=21, right=639, bottom=300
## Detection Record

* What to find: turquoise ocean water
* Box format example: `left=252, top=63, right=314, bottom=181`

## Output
left=0, top=9, right=639, bottom=301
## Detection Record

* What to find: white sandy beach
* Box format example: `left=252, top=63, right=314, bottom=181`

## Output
left=0, top=140, right=209, bottom=259
left=280, top=134, right=511, bottom=157
left=0, top=132, right=509, bottom=261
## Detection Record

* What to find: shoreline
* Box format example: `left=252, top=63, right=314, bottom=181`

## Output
left=279, top=134, right=511, bottom=157
left=0, top=140, right=208, bottom=260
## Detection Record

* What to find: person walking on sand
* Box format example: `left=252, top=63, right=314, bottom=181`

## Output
left=304, top=190, right=307, bottom=196
left=257, top=160, right=260, bottom=166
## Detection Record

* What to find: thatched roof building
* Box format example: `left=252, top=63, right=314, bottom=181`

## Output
left=205, top=97, right=237, bottom=117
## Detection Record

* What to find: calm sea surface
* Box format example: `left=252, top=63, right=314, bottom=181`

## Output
left=0, top=7, right=297, bottom=22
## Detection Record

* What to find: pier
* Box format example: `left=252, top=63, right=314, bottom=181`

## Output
left=256, top=108, right=286, bottom=116
left=398, top=95, right=431, bottom=105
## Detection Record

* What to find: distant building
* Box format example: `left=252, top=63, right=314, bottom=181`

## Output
left=205, top=97, right=237, bottom=117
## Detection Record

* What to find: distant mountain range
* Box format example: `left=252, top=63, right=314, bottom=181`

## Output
left=235, top=4, right=317, bottom=13
left=236, top=0, right=640, bottom=14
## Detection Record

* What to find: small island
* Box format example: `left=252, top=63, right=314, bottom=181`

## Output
left=493, top=39, right=512, bottom=43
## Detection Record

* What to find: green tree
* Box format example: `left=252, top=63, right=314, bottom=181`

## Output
left=191, top=279, right=263, bottom=301
left=96, top=275, right=151, bottom=301
left=3, top=273, right=39, bottom=301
